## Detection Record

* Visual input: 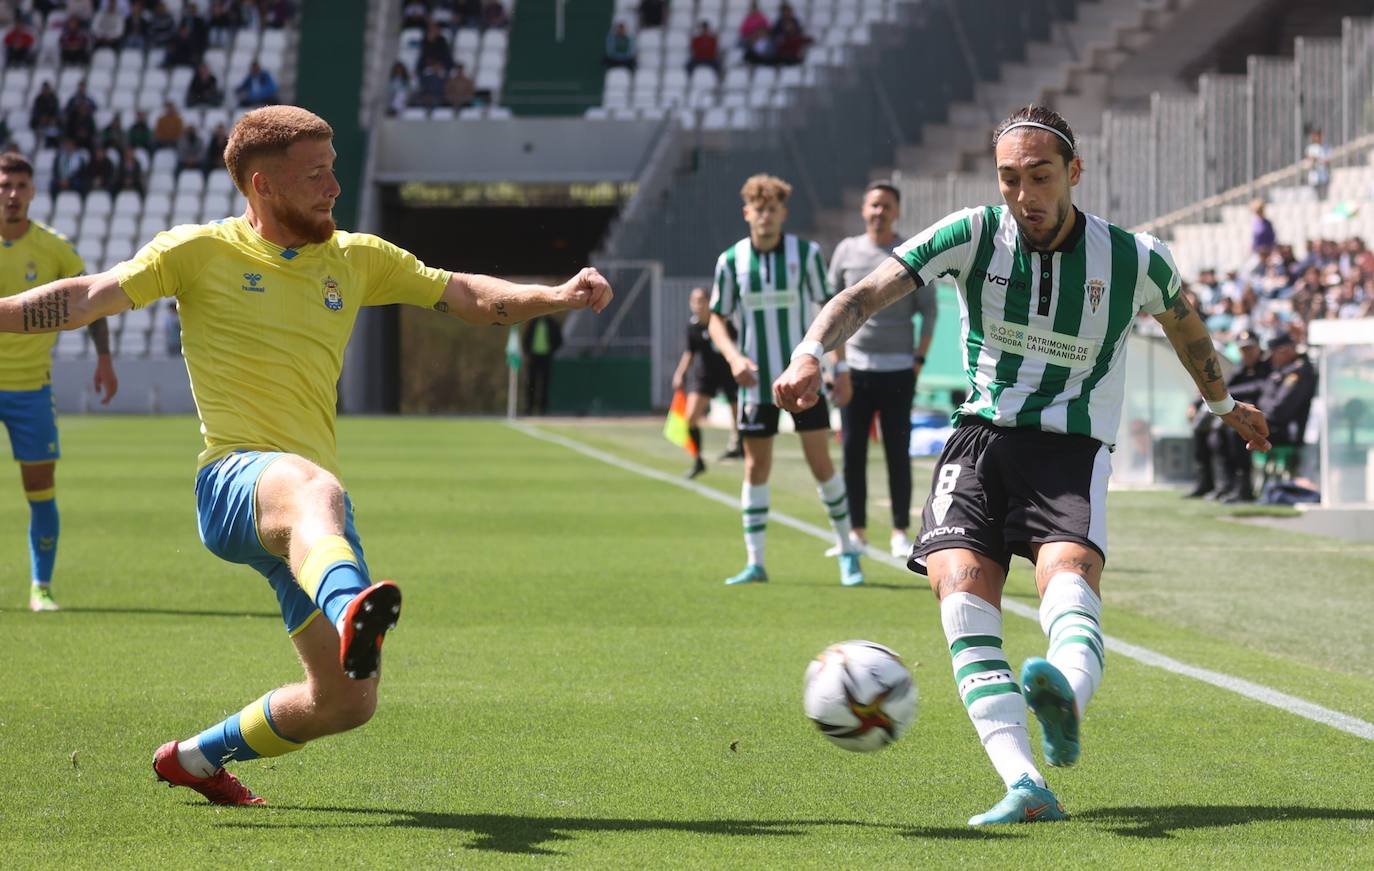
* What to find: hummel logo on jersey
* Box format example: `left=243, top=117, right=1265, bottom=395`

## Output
left=240, top=273, right=265, bottom=292
left=971, top=268, right=1028, bottom=291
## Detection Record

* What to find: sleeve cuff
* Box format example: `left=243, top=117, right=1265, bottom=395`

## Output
left=888, top=252, right=923, bottom=289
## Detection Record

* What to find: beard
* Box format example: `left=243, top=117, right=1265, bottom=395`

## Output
left=1018, top=200, right=1069, bottom=250
left=272, top=198, right=335, bottom=245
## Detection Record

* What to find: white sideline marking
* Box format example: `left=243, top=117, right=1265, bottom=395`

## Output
left=511, top=422, right=1374, bottom=743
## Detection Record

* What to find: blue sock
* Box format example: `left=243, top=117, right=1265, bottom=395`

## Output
left=193, top=691, right=303, bottom=769
left=27, top=493, right=59, bottom=583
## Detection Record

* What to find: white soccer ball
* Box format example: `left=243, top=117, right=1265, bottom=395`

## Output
left=803, top=640, right=917, bottom=752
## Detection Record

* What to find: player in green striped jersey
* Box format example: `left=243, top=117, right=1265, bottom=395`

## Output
left=708, top=174, right=864, bottom=588
left=775, top=106, right=1270, bottom=825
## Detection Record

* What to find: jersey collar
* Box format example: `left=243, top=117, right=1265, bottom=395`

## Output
left=235, top=215, right=316, bottom=261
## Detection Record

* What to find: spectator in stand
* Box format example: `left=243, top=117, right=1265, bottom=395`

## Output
left=163, top=21, right=201, bottom=67
left=267, top=0, right=297, bottom=28
left=51, top=137, right=89, bottom=196
left=412, top=61, right=447, bottom=110
left=0, top=115, right=11, bottom=150
left=401, top=1, right=429, bottom=30
left=445, top=62, right=476, bottom=109
left=603, top=20, right=637, bottom=72
left=67, top=0, right=95, bottom=22
left=482, top=1, right=508, bottom=30
left=58, top=16, right=95, bottom=65
left=113, top=144, right=145, bottom=194
left=239, top=0, right=262, bottom=30
left=235, top=60, right=279, bottom=108
left=1250, top=198, right=1274, bottom=254
left=147, top=1, right=177, bottom=46
left=687, top=20, right=721, bottom=75
left=638, top=0, right=666, bottom=29
left=4, top=16, right=36, bottom=66
left=65, top=102, right=98, bottom=152
left=92, top=1, right=126, bottom=49
left=65, top=80, right=98, bottom=121
left=386, top=61, right=412, bottom=116
left=123, top=2, right=151, bottom=50
left=101, top=111, right=127, bottom=151
left=1305, top=128, right=1330, bottom=201
left=175, top=125, right=203, bottom=172
left=29, top=81, right=60, bottom=137
left=127, top=109, right=153, bottom=153
left=773, top=16, right=810, bottom=65
left=207, top=0, right=238, bottom=48
left=416, top=18, right=452, bottom=76
left=454, top=0, right=482, bottom=29
left=180, top=1, right=210, bottom=56
left=153, top=101, right=184, bottom=150
left=203, top=121, right=228, bottom=172
left=739, top=1, right=771, bottom=63
left=87, top=146, right=117, bottom=192
left=187, top=61, right=223, bottom=106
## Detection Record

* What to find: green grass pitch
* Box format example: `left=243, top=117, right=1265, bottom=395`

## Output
left=1, top=416, right=1371, bottom=869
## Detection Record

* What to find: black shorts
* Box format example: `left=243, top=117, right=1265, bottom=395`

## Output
left=908, top=417, right=1111, bottom=575
left=738, top=397, right=830, bottom=438
left=685, top=369, right=739, bottom=401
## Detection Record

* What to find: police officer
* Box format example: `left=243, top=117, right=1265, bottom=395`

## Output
left=1187, top=330, right=1270, bottom=499
left=1258, top=332, right=1318, bottom=480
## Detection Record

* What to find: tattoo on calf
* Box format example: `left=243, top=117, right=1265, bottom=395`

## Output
left=22, top=287, right=71, bottom=331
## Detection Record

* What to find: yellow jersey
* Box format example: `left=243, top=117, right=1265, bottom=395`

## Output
left=0, top=220, right=85, bottom=390
left=112, top=217, right=451, bottom=476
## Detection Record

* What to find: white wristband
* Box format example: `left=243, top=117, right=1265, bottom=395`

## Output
left=791, top=339, right=825, bottom=364
left=832, top=361, right=849, bottom=375
left=1206, top=395, right=1237, bottom=416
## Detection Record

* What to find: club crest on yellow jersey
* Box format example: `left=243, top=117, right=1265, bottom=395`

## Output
left=25, top=261, right=38, bottom=282
left=322, top=276, right=342, bottom=311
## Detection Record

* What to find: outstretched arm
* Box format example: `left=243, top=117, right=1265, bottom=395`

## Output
left=1154, top=294, right=1270, bottom=451
left=0, top=273, right=134, bottom=335
left=431, top=267, right=612, bottom=326
left=774, top=257, right=916, bottom=411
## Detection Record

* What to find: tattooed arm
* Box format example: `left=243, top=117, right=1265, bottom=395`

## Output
left=1154, top=293, right=1271, bottom=451
left=432, top=267, right=613, bottom=326
left=773, top=257, right=917, bottom=411
left=0, top=273, right=134, bottom=335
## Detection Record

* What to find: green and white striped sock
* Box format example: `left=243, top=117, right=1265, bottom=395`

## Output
left=1040, top=573, right=1105, bottom=719
left=741, top=482, right=768, bottom=567
left=817, top=474, right=854, bottom=553
left=942, top=592, right=1044, bottom=789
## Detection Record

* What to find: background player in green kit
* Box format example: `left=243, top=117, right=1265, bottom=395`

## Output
left=774, top=106, right=1270, bottom=826
left=708, top=174, right=863, bottom=588
left=0, top=151, right=118, bottom=612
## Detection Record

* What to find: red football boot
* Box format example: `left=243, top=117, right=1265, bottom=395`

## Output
left=339, top=580, right=402, bottom=679
left=152, top=740, right=266, bottom=806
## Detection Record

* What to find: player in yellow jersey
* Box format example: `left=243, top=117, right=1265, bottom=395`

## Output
left=0, top=106, right=613, bottom=806
left=0, top=152, right=118, bottom=612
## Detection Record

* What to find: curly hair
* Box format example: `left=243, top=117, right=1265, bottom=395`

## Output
left=740, top=174, right=792, bottom=207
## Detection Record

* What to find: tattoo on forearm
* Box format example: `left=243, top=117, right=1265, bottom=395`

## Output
left=493, top=301, right=509, bottom=321
left=433, top=300, right=450, bottom=314
left=1182, top=335, right=1224, bottom=389
left=813, top=288, right=869, bottom=351
left=86, top=317, right=110, bottom=354
left=22, top=287, right=71, bottom=331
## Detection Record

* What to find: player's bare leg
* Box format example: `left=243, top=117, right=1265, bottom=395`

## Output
left=928, top=548, right=1065, bottom=824
left=256, top=455, right=400, bottom=679
left=1022, top=541, right=1106, bottom=768
left=800, top=429, right=862, bottom=585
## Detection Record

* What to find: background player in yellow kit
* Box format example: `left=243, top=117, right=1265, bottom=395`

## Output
left=0, top=152, right=118, bottom=612
left=0, top=107, right=612, bottom=806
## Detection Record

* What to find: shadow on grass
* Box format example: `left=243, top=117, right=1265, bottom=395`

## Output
left=0, top=605, right=280, bottom=619
left=215, top=807, right=997, bottom=854
left=1076, top=804, right=1374, bottom=838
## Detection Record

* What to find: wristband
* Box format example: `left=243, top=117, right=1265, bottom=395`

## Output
left=791, top=339, right=825, bottom=364
left=1205, top=395, right=1237, bottom=416
left=913, top=355, right=926, bottom=366
left=832, top=361, right=849, bottom=375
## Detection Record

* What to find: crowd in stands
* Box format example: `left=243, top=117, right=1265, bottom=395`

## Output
left=388, top=0, right=506, bottom=113
left=0, top=0, right=295, bottom=199
left=604, top=0, right=813, bottom=74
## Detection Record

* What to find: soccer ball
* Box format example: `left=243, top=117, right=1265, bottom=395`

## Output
left=803, top=640, right=917, bottom=752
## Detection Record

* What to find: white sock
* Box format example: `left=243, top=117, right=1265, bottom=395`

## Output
left=177, top=738, right=217, bottom=778
left=1040, top=572, right=1105, bottom=719
left=741, top=482, right=768, bottom=567
left=816, top=474, right=855, bottom=553
left=942, top=592, right=1044, bottom=789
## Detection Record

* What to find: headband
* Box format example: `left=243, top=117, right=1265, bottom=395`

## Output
left=997, top=121, right=1074, bottom=150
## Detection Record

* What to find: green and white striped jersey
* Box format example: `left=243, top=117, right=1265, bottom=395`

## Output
left=710, top=234, right=831, bottom=406
left=892, top=205, right=1182, bottom=447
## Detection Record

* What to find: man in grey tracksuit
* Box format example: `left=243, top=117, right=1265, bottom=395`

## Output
left=828, top=181, right=938, bottom=558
